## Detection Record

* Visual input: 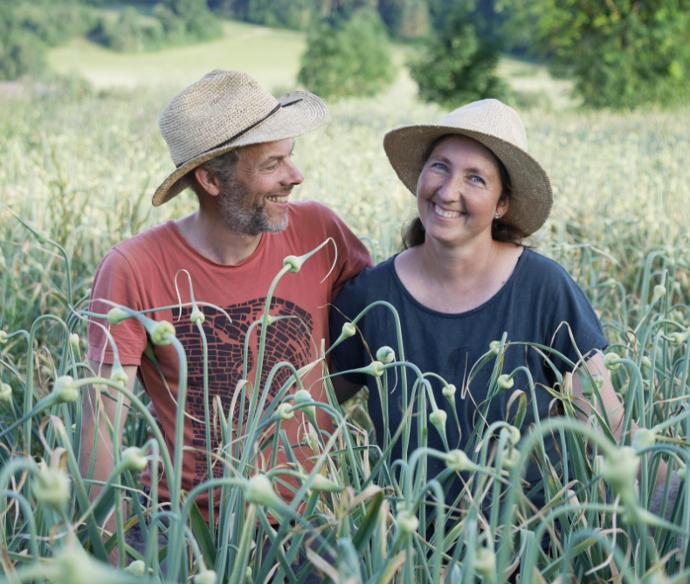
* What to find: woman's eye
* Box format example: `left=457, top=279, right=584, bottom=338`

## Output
left=468, top=174, right=486, bottom=186
left=430, top=161, right=448, bottom=171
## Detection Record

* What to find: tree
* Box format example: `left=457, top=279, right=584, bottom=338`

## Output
left=166, top=0, right=222, bottom=40
left=0, top=2, right=93, bottom=80
left=503, top=0, right=690, bottom=109
left=409, top=0, right=508, bottom=107
left=298, top=8, right=395, bottom=99
left=379, top=0, right=431, bottom=39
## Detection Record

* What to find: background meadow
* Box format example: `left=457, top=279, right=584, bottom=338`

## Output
left=1, top=3, right=690, bottom=583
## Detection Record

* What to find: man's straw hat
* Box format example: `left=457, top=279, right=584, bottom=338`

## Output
left=153, top=69, right=328, bottom=206
left=383, top=99, right=552, bottom=236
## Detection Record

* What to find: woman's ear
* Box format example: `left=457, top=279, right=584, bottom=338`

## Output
left=194, top=167, right=221, bottom=197
left=495, top=195, right=509, bottom=219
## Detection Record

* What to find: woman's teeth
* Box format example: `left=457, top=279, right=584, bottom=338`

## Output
left=434, top=204, right=462, bottom=218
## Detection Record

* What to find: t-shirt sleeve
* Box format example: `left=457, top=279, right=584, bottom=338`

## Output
left=328, top=276, right=370, bottom=385
left=543, top=263, right=608, bottom=371
left=317, top=204, right=373, bottom=300
left=87, top=248, right=147, bottom=367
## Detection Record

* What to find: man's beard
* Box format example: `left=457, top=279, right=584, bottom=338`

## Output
left=217, top=178, right=289, bottom=236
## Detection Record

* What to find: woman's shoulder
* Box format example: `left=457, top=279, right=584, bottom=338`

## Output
left=345, top=256, right=396, bottom=290
left=518, top=248, right=575, bottom=283
left=518, top=248, right=595, bottom=311
left=333, top=256, right=397, bottom=307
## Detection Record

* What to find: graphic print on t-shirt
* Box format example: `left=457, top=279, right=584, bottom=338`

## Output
left=173, top=297, right=314, bottom=479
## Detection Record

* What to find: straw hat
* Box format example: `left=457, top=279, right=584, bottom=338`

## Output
left=153, top=69, right=328, bottom=206
left=383, top=99, right=552, bottom=236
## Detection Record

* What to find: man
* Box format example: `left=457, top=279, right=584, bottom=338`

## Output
left=81, top=70, right=371, bottom=526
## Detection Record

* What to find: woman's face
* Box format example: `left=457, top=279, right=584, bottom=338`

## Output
left=415, top=135, right=508, bottom=249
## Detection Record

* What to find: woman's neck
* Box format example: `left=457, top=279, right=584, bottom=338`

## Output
left=418, top=236, right=500, bottom=285
left=395, top=238, right=523, bottom=314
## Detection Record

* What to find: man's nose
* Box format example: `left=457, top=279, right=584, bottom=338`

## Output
left=284, top=158, right=304, bottom=186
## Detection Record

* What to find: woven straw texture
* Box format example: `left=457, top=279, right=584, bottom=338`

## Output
left=153, top=70, right=328, bottom=206
left=383, top=99, right=552, bottom=236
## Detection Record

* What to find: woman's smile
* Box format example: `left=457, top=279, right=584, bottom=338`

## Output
left=432, top=202, right=465, bottom=219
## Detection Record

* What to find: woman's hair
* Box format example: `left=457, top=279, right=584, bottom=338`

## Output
left=401, top=134, right=527, bottom=249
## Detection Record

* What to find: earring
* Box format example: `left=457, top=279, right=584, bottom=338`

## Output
left=494, top=212, right=501, bottom=219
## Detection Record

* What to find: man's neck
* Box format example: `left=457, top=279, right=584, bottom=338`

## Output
left=175, top=211, right=262, bottom=266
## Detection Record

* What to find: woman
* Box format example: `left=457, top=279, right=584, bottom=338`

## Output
left=329, top=99, right=625, bottom=503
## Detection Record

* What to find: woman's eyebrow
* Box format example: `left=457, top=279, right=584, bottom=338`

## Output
left=464, top=166, right=488, bottom=175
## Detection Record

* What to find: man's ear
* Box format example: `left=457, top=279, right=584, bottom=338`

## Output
left=194, top=167, right=221, bottom=197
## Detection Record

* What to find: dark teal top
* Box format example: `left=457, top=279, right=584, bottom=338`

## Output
left=330, top=249, right=607, bottom=504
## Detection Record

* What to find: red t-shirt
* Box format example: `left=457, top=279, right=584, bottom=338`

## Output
left=87, top=201, right=372, bottom=509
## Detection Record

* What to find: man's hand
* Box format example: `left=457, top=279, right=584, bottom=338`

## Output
left=331, top=375, right=364, bottom=404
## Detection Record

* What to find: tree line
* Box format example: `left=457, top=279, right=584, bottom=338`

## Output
left=2, top=0, right=688, bottom=110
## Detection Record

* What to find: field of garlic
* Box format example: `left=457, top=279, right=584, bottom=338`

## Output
left=1, top=81, right=690, bottom=583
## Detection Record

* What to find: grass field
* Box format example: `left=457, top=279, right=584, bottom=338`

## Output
left=2, top=20, right=690, bottom=583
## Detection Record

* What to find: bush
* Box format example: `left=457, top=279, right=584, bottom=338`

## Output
left=0, top=2, right=94, bottom=80
left=298, top=9, right=395, bottom=100
left=506, top=0, right=690, bottom=109
left=167, top=0, right=223, bottom=42
left=409, top=1, right=508, bottom=107
left=0, top=30, right=46, bottom=80
left=90, top=1, right=222, bottom=53
left=91, top=8, right=165, bottom=52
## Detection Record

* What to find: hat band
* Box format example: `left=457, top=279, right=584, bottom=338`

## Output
left=175, top=97, right=304, bottom=168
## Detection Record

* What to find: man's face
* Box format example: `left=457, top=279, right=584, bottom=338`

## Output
left=217, top=139, right=303, bottom=235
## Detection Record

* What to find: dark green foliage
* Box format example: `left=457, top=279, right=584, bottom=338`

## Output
left=211, top=0, right=425, bottom=35
left=410, top=0, right=508, bottom=107
left=243, top=0, right=315, bottom=29
left=90, top=7, right=165, bottom=51
left=167, top=0, right=223, bottom=40
left=0, top=2, right=94, bottom=80
left=379, top=0, right=431, bottom=39
left=504, top=0, right=690, bottom=109
left=0, top=29, right=46, bottom=80
left=91, top=0, right=221, bottom=52
left=298, top=9, right=395, bottom=100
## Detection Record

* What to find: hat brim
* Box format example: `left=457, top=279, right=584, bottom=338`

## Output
left=383, top=125, right=553, bottom=236
left=152, top=90, right=328, bottom=206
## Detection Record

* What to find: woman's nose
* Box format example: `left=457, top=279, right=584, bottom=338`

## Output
left=435, top=176, right=462, bottom=201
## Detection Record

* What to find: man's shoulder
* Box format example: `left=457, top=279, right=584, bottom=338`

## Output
left=288, top=200, right=341, bottom=226
left=110, top=221, right=175, bottom=259
left=99, top=221, right=176, bottom=275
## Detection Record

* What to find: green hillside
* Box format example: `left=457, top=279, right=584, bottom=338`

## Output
left=47, top=20, right=306, bottom=92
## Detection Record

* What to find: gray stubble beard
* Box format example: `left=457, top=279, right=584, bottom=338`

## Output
left=217, top=177, right=289, bottom=236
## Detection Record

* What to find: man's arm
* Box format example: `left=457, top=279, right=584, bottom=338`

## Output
left=79, top=363, right=138, bottom=532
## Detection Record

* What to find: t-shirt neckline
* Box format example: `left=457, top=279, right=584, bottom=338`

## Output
left=164, top=220, right=267, bottom=269
left=389, top=247, right=529, bottom=318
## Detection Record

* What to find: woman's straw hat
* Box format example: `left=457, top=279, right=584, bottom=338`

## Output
left=383, top=99, right=552, bottom=236
left=153, top=69, right=328, bottom=206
